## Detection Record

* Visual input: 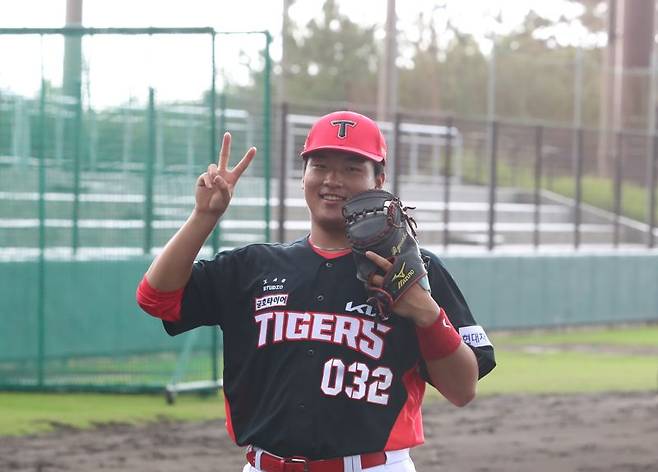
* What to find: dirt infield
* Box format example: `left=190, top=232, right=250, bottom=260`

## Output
left=1, top=392, right=657, bottom=472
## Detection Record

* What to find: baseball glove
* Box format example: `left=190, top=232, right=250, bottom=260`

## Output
left=342, top=189, right=430, bottom=321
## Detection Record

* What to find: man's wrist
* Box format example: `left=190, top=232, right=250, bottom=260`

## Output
left=412, top=308, right=440, bottom=328
left=410, top=296, right=440, bottom=327
left=191, top=208, right=222, bottom=228
left=415, top=308, right=463, bottom=361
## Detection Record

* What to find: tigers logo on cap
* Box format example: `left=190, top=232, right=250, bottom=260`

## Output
left=330, top=119, right=357, bottom=139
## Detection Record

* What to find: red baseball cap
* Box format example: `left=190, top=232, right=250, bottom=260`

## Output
left=300, top=111, right=387, bottom=164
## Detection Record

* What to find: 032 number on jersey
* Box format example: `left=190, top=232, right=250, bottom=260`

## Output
left=320, top=358, right=393, bottom=405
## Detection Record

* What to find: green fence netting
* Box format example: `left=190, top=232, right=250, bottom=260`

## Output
left=0, top=27, right=272, bottom=392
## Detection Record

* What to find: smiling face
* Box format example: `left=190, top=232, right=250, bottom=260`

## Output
left=302, top=151, right=385, bottom=237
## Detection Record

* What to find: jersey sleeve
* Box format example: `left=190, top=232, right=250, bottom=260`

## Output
left=421, top=249, right=496, bottom=380
left=162, top=248, right=241, bottom=336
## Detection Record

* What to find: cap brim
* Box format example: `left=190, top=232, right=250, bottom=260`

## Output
left=300, top=145, right=385, bottom=163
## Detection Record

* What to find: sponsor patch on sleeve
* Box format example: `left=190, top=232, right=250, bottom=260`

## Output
left=458, top=325, right=493, bottom=348
left=254, top=294, right=289, bottom=311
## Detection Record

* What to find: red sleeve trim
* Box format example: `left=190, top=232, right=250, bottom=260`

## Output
left=415, top=308, right=463, bottom=361
left=135, top=275, right=184, bottom=322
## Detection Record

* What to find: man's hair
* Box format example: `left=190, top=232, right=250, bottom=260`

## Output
left=302, top=156, right=385, bottom=177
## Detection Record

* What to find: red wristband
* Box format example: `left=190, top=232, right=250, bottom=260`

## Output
left=415, top=308, right=463, bottom=361
left=135, top=275, right=185, bottom=322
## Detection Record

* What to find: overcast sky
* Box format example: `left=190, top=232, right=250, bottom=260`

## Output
left=0, top=0, right=584, bottom=107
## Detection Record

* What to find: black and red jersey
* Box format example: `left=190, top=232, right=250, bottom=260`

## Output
left=162, top=237, right=495, bottom=460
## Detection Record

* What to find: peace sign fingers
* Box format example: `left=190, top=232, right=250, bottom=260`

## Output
left=218, top=132, right=232, bottom=171
left=217, top=132, right=257, bottom=183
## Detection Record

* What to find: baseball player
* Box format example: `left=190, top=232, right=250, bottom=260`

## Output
left=136, top=111, right=495, bottom=471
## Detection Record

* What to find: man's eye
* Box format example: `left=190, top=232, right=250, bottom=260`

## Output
left=348, top=166, right=362, bottom=172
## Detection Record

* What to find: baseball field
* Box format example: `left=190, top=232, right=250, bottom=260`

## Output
left=1, top=324, right=657, bottom=471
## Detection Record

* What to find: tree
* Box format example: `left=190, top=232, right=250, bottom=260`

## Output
left=231, top=0, right=380, bottom=107
left=281, top=0, right=380, bottom=105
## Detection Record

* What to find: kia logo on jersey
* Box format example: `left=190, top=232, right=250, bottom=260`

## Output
left=330, top=119, right=356, bottom=139
left=345, top=301, right=375, bottom=317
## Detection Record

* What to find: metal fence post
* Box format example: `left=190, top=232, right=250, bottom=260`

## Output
left=443, top=116, right=453, bottom=249
left=649, top=134, right=657, bottom=248
left=37, top=77, right=47, bottom=387
left=278, top=102, right=288, bottom=243
left=143, top=87, right=156, bottom=255
left=487, top=121, right=498, bottom=251
left=72, top=79, right=82, bottom=254
left=533, top=125, right=543, bottom=248
left=209, top=32, right=220, bottom=384
left=574, top=127, right=584, bottom=249
left=613, top=131, right=623, bottom=248
left=211, top=36, right=220, bottom=255
left=263, top=32, right=272, bottom=243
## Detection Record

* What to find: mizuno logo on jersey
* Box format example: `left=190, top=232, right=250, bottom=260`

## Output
left=253, top=311, right=391, bottom=360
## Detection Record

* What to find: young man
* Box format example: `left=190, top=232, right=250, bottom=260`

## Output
left=137, top=111, right=495, bottom=472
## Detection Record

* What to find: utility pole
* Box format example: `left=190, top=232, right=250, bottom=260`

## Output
left=279, top=0, right=293, bottom=105
left=63, top=0, right=83, bottom=99
left=377, top=0, right=398, bottom=189
left=377, top=0, right=398, bottom=122
left=598, top=0, right=656, bottom=176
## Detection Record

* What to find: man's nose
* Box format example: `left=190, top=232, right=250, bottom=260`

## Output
left=322, top=169, right=342, bottom=186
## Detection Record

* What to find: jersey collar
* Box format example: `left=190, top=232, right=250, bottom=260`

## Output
left=307, top=236, right=352, bottom=259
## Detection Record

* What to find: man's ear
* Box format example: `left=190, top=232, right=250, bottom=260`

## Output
left=301, top=157, right=308, bottom=189
left=375, top=172, right=386, bottom=189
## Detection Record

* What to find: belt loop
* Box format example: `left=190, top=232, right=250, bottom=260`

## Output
left=343, top=454, right=361, bottom=472
left=255, top=449, right=263, bottom=470
left=354, top=454, right=363, bottom=472
left=342, top=456, right=351, bottom=472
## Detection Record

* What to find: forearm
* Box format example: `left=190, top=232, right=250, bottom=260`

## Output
left=145, top=209, right=219, bottom=291
left=425, top=342, right=478, bottom=407
left=412, top=301, right=479, bottom=407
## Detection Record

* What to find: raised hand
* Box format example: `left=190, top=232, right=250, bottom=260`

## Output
left=195, top=132, right=257, bottom=218
left=365, top=251, right=439, bottom=327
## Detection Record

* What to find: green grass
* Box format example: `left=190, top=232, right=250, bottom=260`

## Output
left=461, top=152, right=658, bottom=224
left=475, top=350, right=658, bottom=395
left=2, top=326, right=657, bottom=436
left=491, top=325, right=658, bottom=347
left=550, top=175, right=653, bottom=223
left=468, top=325, right=658, bottom=395
left=0, top=392, right=225, bottom=436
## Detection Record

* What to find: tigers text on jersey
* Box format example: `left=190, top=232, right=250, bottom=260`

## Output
left=163, top=237, right=495, bottom=460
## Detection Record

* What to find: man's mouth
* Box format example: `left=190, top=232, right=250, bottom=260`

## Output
left=320, top=193, right=346, bottom=202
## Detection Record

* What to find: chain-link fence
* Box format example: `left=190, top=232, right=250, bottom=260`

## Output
left=271, top=103, right=657, bottom=250
left=0, top=27, right=272, bottom=392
